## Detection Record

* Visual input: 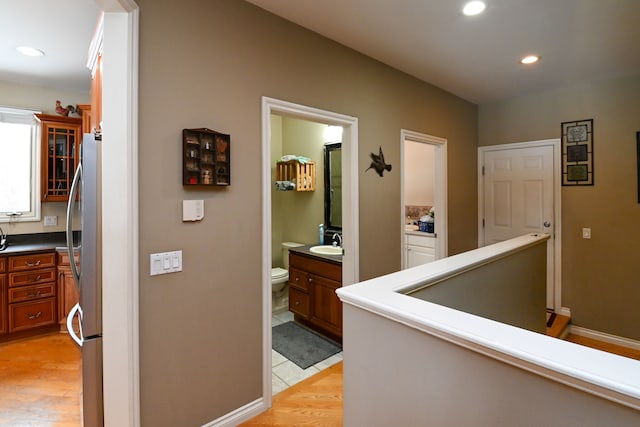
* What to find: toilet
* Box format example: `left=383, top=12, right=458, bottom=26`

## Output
left=271, top=241, right=303, bottom=293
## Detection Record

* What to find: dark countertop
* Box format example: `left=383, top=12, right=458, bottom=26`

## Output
left=289, top=244, right=343, bottom=265
left=0, top=232, right=79, bottom=256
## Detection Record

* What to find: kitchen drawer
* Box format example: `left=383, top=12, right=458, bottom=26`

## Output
left=0, top=257, right=6, bottom=272
left=9, top=283, right=56, bottom=303
left=8, top=268, right=56, bottom=287
left=8, top=252, right=56, bottom=272
left=288, top=267, right=309, bottom=292
left=57, top=250, right=79, bottom=267
left=289, top=287, right=309, bottom=318
left=405, top=234, right=436, bottom=248
left=9, top=297, right=57, bottom=332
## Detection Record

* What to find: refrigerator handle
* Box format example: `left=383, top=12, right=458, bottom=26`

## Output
left=67, top=302, right=84, bottom=347
left=67, top=162, right=82, bottom=289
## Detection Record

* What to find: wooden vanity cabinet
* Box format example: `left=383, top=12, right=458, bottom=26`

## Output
left=6, top=252, right=57, bottom=334
left=288, top=252, right=342, bottom=341
left=57, top=250, right=79, bottom=331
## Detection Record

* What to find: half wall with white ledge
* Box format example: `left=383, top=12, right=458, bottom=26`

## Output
left=337, top=234, right=640, bottom=426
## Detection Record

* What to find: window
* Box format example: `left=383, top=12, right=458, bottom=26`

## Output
left=0, top=106, right=40, bottom=222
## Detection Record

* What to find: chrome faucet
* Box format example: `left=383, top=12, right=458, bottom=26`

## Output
left=332, top=232, right=342, bottom=247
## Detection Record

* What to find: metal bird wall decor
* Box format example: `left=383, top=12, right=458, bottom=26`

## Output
left=366, top=146, right=392, bottom=177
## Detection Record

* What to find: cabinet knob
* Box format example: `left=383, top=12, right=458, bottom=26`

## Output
left=295, top=301, right=300, bottom=306
left=308, top=277, right=313, bottom=283
left=295, top=277, right=299, bottom=282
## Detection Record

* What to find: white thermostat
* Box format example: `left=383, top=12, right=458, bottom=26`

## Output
left=182, top=199, right=204, bottom=222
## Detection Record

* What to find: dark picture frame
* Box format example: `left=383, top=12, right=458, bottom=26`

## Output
left=561, top=119, right=594, bottom=186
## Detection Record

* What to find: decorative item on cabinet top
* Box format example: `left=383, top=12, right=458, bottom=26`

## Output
left=182, top=128, right=230, bottom=186
left=275, top=156, right=316, bottom=191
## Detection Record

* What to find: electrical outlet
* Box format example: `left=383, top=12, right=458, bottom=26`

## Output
left=44, top=215, right=57, bottom=226
left=582, top=228, right=591, bottom=239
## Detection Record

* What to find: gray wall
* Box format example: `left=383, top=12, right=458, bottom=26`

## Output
left=136, top=0, right=477, bottom=424
left=409, top=241, right=547, bottom=333
left=343, top=304, right=640, bottom=427
left=479, top=73, right=640, bottom=340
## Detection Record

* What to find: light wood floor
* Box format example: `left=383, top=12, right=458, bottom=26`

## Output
left=2, top=328, right=638, bottom=426
left=239, top=362, right=343, bottom=427
left=566, top=333, right=640, bottom=360
left=0, top=333, right=81, bottom=426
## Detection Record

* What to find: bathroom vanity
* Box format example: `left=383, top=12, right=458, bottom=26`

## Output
left=404, top=231, right=436, bottom=269
left=288, top=247, right=342, bottom=342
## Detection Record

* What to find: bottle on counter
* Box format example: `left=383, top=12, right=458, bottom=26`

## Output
left=319, top=224, right=325, bottom=245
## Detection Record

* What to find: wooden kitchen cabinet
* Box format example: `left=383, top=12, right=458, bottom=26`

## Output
left=57, top=250, right=79, bottom=331
left=6, top=252, right=58, bottom=335
left=288, top=252, right=342, bottom=341
left=35, top=114, right=83, bottom=202
left=0, top=258, right=6, bottom=336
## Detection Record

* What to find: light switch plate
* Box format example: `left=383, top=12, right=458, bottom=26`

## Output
left=582, top=228, right=591, bottom=239
left=150, top=250, right=183, bottom=275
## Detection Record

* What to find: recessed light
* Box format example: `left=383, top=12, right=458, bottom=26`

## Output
left=463, top=1, right=486, bottom=16
left=520, top=55, right=540, bottom=65
left=16, top=46, right=45, bottom=57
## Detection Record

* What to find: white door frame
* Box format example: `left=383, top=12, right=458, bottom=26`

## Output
left=400, top=130, right=448, bottom=266
left=98, top=0, right=140, bottom=426
left=477, top=139, right=566, bottom=316
left=260, top=97, right=359, bottom=407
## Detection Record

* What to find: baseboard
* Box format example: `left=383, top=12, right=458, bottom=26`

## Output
left=569, top=325, right=640, bottom=351
left=202, top=398, right=266, bottom=427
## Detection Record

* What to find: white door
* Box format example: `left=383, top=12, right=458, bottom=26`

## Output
left=480, top=144, right=556, bottom=309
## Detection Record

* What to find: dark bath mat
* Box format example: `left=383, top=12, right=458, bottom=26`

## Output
left=272, top=321, right=341, bottom=369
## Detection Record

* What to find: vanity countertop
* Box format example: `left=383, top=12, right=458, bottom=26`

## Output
left=289, top=245, right=343, bottom=265
left=0, top=232, right=77, bottom=256
left=405, top=230, right=436, bottom=238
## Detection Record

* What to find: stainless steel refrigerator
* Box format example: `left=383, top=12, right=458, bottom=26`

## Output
left=66, top=133, right=104, bottom=427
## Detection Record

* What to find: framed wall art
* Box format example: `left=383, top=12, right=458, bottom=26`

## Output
left=561, top=119, right=594, bottom=186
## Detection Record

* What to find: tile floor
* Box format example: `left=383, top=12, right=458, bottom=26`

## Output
left=271, top=310, right=343, bottom=395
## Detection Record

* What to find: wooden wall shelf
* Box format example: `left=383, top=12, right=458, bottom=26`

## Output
left=276, top=160, right=316, bottom=191
left=182, top=128, right=230, bottom=186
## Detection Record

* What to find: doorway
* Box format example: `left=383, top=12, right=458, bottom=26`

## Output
left=478, top=139, right=564, bottom=314
left=400, top=129, right=448, bottom=268
left=261, top=97, right=358, bottom=405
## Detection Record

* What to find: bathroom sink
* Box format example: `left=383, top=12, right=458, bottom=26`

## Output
left=309, top=245, right=343, bottom=255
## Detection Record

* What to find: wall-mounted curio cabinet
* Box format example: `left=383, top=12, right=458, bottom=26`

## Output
left=182, top=128, right=230, bottom=186
left=35, top=114, right=82, bottom=202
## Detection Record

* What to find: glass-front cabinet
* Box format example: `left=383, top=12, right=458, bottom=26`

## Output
left=35, top=114, right=82, bottom=202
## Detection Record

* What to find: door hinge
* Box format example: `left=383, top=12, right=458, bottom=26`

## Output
left=482, top=218, right=485, bottom=228
left=482, top=165, right=485, bottom=176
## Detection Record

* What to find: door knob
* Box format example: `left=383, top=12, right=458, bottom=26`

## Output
left=543, top=221, right=551, bottom=228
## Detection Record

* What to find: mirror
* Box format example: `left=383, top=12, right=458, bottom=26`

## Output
left=324, top=143, right=342, bottom=233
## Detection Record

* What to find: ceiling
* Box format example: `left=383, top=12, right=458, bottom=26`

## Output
left=246, top=0, right=640, bottom=104
left=2, top=1, right=639, bottom=104
left=0, top=0, right=100, bottom=93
